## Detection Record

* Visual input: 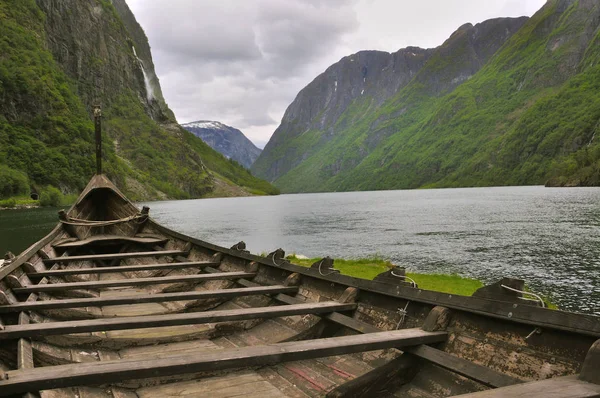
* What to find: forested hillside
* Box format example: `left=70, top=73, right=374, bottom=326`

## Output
left=253, top=0, right=600, bottom=192
left=0, top=0, right=277, bottom=202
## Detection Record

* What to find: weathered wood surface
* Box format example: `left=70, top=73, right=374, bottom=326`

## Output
left=0, top=285, right=299, bottom=313
left=0, top=301, right=357, bottom=340
left=0, top=328, right=446, bottom=395
left=52, top=235, right=167, bottom=249
left=452, top=375, right=600, bottom=398
left=404, top=345, right=522, bottom=388
left=136, top=371, right=286, bottom=398
left=12, top=271, right=256, bottom=293
left=28, top=261, right=221, bottom=277
left=326, top=353, right=419, bottom=397
left=42, top=249, right=189, bottom=264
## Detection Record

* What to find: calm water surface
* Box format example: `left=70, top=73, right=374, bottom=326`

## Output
left=1, top=186, right=599, bottom=314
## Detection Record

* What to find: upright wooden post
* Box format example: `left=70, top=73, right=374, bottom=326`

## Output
left=93, top=105, right=102, bottom=175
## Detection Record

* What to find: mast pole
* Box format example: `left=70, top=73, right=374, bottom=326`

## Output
left=93, top=105, right=102, bottom=175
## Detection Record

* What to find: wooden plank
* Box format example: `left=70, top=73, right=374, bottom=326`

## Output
left=0, top=301, right=357, bottom=340
left=12, top=271, right=256, bottom=293
left=0, top=328, right=446, bottom=395
left=451, top=375, right=600, bottom=398
left=41, top=250, right=188, bottom=264
left=404, top=345, right=522, bottom=388
left=0, top=285, right=299, bottom=313
left=28, top=261, right=221, bottom=277
left=52, top=235, right=167, bottom=249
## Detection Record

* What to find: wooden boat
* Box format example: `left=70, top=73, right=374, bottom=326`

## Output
left=0, top=113, right=599, bottom=397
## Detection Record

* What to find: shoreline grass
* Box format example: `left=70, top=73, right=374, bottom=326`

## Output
left=285, top=255, right=484, bottom=297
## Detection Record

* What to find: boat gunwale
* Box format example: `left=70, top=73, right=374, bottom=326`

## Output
left=149, top=220, right=600, bottom=338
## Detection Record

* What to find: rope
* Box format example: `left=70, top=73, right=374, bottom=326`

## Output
left=396, top=301, right=410, bottom=329
left=60, top=214, right=147, bottom=227
left=390, top=270, right=417, bottom=288
left=501, top=285, right=546, bottom=308
left=318, top=259, right=340, bottom=276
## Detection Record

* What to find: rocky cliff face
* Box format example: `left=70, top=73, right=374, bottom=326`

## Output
left=36, top=0, right=173, bottom=123
left=182, top=121, right=262, bottom=169
left=0, top=0, right=277, bottom=200
left=252, top=17, right=528, bottom=185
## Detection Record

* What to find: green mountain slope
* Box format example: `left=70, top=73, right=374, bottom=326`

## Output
left=0, top=0, right=277, bottom=201
left=253, top=0, right=600, bottom=192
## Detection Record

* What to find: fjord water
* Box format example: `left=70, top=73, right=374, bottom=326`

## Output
left=1, top=187, right=598, bottom=314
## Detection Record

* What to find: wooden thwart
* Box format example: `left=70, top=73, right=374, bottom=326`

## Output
left=0, top=285, right=299, bottom=313
left=12, top=271, right=255, bottom=293
left=52, top=235, right=168, bottom=249
left=28, top=261, right=221, bottom=277
left=42, top=249, right=189, bottom=264
left=0, top=301, right=357, bottom=340
left=452, top=375, right=600, bottom=398
left=0, top=328, right=446, bottom=395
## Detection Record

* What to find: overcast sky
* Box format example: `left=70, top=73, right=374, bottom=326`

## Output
left=126, top=0, right=546, bottom=148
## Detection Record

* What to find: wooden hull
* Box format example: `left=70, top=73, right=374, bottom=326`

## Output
left=0, top=175, right=598, bottom=398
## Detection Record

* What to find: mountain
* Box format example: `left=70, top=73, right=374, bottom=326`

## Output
left=0, top=0, right=277, bottom=201
left=253, top=0, right=600, bottom=192
left=182, top=121, right=262, bottom=169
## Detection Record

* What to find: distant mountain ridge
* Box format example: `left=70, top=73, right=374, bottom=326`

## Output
left=182, top=121, right=262, bottom=169
left=253, top=0, right=600, bottom=192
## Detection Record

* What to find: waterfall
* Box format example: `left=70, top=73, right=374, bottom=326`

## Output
left=132, top=47, right=155, bottom=102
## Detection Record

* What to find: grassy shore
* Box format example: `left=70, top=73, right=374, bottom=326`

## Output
left=285, top=255, right=484, bottom=296
left=0, top=193, right=78, bottom=209
left=0, top=196, right=39, bottom=209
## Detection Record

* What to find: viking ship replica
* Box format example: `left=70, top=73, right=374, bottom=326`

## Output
left=0, top=109, right=599, bottom=398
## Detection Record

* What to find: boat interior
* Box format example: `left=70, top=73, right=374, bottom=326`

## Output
left=0, top=175, right=599, bottom=398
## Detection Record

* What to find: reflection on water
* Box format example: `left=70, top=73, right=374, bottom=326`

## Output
left=0, top=207, right=60, bottom=256
left=1, top=186, right=598, bottom=314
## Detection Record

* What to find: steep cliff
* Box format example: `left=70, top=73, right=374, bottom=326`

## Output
left=182, top=121, right=262, bottom=169
left=257, top=0, right=600, bottom=192
left=0, top=0, right=277, bottom=201
left=252, top=17, right=529, bottom=191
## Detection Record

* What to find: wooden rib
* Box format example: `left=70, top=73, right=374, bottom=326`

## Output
left=0, top=285, right=299, bottom=313
left=17, top=312, right=37, bottom=398
left=0, top=301, right=357, bottom=340
left=12, top=271, right=255, bottom=293
left=28, top=261, right=221, bottom=277
left=404, top=345, right=522, bottom=388
left=202, top=266, right=522, bottom=389
left=17, top=313, right=33, bottom=370
left=326, top=353, right=420, bottom=397
left=450, top=375, right=600, bottom=398
left=42, top=249, right=188, bottom=264
left=0, top=328, right=446, bottom=395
